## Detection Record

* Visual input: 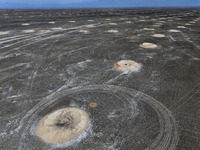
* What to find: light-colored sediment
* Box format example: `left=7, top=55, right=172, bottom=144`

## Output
left=114, top=60, right=139, bottom=71
left=139, top=42, right=158, bottom=48
left=36, top=107, right=89, bottom=144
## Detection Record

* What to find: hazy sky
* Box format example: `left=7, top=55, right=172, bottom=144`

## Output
left=0, top=0, right=200, bottom=8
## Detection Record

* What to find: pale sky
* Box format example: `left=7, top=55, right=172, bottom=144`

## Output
left=0, top=0, right=200, bottom=8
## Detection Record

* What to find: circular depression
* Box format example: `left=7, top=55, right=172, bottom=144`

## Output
left=19, top=85, right=178, bottom=150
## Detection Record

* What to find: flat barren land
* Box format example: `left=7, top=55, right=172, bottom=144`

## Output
left=0, top=8, right=200, bottom=150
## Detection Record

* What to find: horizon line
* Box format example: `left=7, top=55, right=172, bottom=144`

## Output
left=0, top=6, right=200, bottom=9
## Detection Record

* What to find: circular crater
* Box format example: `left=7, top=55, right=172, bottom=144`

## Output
left=36, top=107, right=89, bottom=144
left=114, top=60, right=140, bottom=72
left=19, top=85, right=178, bottom=150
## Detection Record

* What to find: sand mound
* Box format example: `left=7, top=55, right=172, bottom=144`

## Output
left=109, top=23, right=117, bottom=25
left=36, top=107, right=89, bottom=144
left=79, top=30, right=89, bottom=33
left=52, top=27, right=63, bottom=30
left=151, top=34, right=165, bottom=37
left=0, top=31, right=9, bottom=35
left=139, top=42, right=158, bottom=48
left=107, top=30, right=118, bottom=33
left=153, top=25, right=160, bottom=27
left=84, top=24, right=94, bottom=28
left=23, top=30, right=35, bottom=33
left=22, top=23, right=30, bottom=26
left=48, top=22, right=55, bottom=24
left=143, top=28, right=155, bottom=31
left=39, top=30, right=50, bottom=33
left=184, top=23, right=191, bottom=26
left=114, top=60, right=139, bottom=71
left=177, top=26, right=186, bottom=28
left=168, top=29, right=180, bottom=32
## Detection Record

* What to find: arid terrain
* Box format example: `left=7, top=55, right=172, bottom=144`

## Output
left=0, top=8, right=200, bottom=150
